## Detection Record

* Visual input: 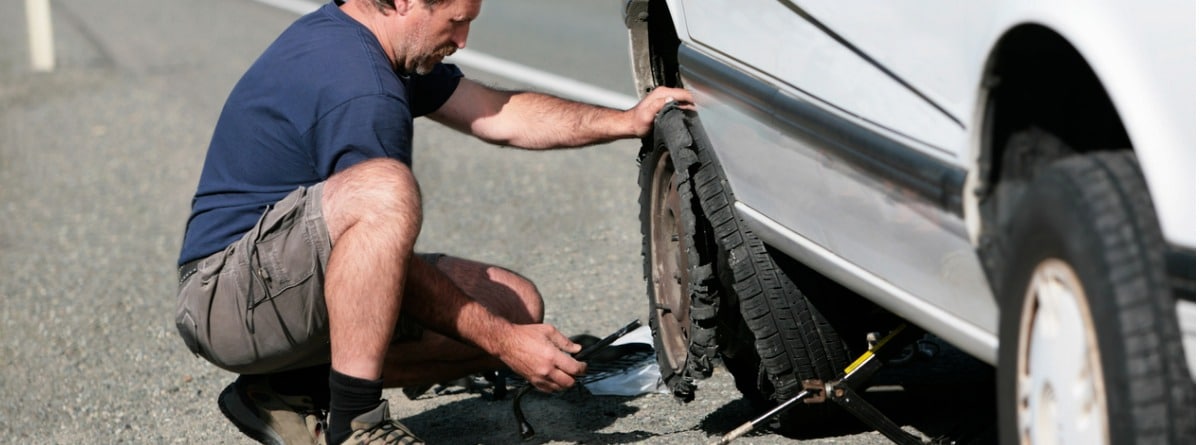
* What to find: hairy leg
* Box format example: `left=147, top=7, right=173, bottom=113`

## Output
left=381, top=255, right=544, bottom=387
left=321, top=158, right=422, bottom=381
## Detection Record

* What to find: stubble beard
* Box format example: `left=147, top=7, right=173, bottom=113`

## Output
left=411, top=45, right=457, bottom=75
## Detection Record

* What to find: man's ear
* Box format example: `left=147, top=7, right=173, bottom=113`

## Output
left=392, top=0, right=415, bottom=16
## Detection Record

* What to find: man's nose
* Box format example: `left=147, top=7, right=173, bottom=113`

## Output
left=453, top=24, right=470, bottom=48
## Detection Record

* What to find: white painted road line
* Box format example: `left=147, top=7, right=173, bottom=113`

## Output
left=26, top=0, right=56, bottom=71
left=445, top=49, right=638, bottom=110
left=249, top=0, right=320, bottom=15
left=247, top=0, right=639, bottom=110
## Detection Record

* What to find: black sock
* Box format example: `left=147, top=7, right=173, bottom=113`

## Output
left=327, top=369, right=383, bottom=445
left=267, top=364, right=331, bottom=409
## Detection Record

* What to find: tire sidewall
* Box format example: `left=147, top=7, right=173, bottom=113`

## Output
left=996, top=157, right=1140, bottom=444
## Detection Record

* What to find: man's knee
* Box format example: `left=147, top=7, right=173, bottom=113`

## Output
left=487, top=266, right=544, bottom=324
left=322, top=158, right=422, bottom=243
left=434, top=257, right=545, bottom=324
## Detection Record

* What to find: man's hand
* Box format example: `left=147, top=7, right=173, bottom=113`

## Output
left=626, top=86, right=695, bottom=138
left=494, top=323, right=587, bottom=393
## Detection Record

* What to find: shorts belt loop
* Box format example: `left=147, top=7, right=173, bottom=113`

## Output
left=178, top=259, right=202, bottom=284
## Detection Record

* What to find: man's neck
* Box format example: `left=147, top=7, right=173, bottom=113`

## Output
left=338, top=0, right=400, bottom=69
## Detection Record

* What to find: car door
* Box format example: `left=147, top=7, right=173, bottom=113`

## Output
left=678, top=0, right=998, bottom=349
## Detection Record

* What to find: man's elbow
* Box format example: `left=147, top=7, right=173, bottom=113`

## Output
left=470, top=124, right=519, bottom=148
left=470, top=123, right=553, bottom=150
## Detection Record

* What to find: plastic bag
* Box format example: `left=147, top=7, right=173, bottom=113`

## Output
left=580, top=326, right=670, bottom=396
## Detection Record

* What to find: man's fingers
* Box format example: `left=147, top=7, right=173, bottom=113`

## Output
left=552, top=368, right=577, bottom=389
left=550, top=330, right=582, bottom=355
left=654, top=86, right=694, bottom=105
left=548, top=332, right=586, bottom=376
left=637, top=86, right=694, bottom=111
left=560, top=354, right=587, bottom=377
left=532, top=368, right=579, bottom=393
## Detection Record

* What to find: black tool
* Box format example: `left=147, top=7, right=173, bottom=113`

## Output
left=513, top=319, right=643, bottom=439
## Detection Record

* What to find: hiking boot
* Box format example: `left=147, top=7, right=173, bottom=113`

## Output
left=339, top=400, right=424, bottom=444
left=218, top=375, right=328, bottom=445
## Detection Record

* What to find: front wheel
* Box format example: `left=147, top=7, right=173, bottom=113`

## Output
left=639, top=107, right=855, bottom=430
left=993, top=150, right=1195, bottom=444
left=638, top=111, right=721, bottom=400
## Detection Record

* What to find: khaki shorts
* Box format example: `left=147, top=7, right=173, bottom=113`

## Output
left=174, top=184, right=426, bottom=375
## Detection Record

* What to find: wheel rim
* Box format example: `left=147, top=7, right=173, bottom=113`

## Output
left=1015, top=259, right=1108, bottom=445
left=649, top=150, right=691, bottom=375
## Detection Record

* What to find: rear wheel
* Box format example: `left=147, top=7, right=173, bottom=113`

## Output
left=989, top=146, right=1195, bottom=444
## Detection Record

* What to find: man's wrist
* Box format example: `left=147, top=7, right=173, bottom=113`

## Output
left=467, top=312, right=515, bottom=358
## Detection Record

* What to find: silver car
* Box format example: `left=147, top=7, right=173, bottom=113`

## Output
left=624, top=1, right=1195, bottom=443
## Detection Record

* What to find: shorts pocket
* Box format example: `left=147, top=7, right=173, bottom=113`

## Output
left=175, top=310, right=203, bottom=356
left=253, top=227, right=317, bottom=299
left=248, top=188, right=318, bottom=302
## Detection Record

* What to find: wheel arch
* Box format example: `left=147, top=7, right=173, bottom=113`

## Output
left=624, top=0, right=685, bottom=98
left=975, top=21, right=1194, bottom=247
left=974, top=23, right=1196, bottom=299
left=977, top=24, right=1130, bottom=193
left=974, top=25, right=1129, bottom=286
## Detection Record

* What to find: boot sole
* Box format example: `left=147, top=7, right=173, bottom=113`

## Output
left=218, top=383, right=286, bottom=445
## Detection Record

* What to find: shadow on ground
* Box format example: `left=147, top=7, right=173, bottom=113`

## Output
left=731, top=339, right=1000, bottom=445
left=400, top=387, right=669, bottom=445
left=396, top=342, right=996, bottom=445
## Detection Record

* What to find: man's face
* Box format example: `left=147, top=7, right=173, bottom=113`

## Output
left=400, top=0, right=481, bottom=75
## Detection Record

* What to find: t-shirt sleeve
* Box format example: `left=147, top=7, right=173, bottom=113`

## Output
left=310, top=94, right=415, bottom=175
left=407, top=63, right=464, bottom=117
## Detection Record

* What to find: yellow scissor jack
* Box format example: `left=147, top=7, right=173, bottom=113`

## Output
left=715, top=324, right=944, bottom=445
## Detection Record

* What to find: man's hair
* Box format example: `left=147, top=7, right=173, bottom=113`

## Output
left=370, top=0, right=445, bottom=11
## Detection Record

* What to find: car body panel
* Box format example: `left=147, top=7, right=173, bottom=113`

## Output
left=679, top=44, right=999, bottom=360
left=632, top=0, right=1194, bottom=367
left=738, top=202, right=999, bottom=363
left=680, top=0, right=966, bottom=157
left=731, top=0, right=1196, bottom=247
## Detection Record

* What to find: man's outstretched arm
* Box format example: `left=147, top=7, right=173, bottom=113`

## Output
left=429, top=78, right=694, bottom=150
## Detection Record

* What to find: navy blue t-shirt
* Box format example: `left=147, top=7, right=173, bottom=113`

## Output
left=179, top=2, right=462, bottom=265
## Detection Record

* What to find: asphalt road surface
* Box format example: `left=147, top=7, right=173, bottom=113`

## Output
left=0, top=0, right=996, bottom=443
